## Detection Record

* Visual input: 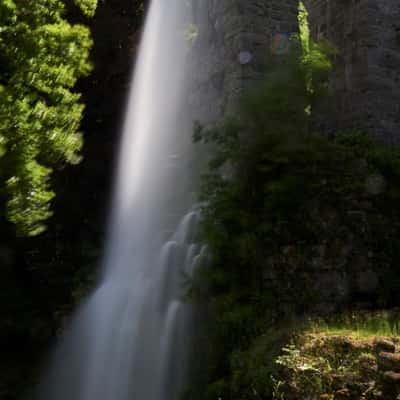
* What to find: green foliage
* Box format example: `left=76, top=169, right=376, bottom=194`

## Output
left=229, top=326, right=295, bottom=400
left=74, top=0, right=97, bottom=17
left=0, top=0, right=97, bottom=236
left=298, top=2, right=310, bottom=54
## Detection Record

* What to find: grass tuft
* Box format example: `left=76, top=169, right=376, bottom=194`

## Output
left=308, top=309, right=400, bottom=338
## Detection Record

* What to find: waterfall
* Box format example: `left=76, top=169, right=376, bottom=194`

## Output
left=39, top=1, right=210, bottom=400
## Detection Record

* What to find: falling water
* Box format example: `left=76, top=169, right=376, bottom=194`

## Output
left=39, top=1, right=210, bottom=400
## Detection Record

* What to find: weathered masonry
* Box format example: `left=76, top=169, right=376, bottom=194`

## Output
left=192, top=0, right=299, bottom=118
left=305, top=0, right=400, bottom=144
left=197, top=0, right=400, bottom=143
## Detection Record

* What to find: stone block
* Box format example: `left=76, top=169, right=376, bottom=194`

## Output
left=374, top=339, right=396, bottom=354
left=377, top=351, right=400, bottom=372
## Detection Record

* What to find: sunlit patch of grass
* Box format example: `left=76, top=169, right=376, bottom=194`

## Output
left=307, top=309, right=400, bottom=338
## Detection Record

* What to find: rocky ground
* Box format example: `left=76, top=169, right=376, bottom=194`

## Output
left=275, top=326, right=400, bottom=399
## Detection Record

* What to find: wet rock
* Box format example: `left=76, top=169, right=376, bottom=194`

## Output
left=334, top=388, right=351, bottom=399
left=377, top=352, right=400, bottom=372
left=374, top=338, right=396, bottom=354
left=382, top=370, right=400, bottom=382
left=380, top=370, right=400, bottom=397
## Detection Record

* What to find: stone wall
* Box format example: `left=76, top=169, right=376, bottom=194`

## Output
left=201, top=0, right=400, bottom=142
left=305, top=0, right=400, bottom=144
left=221, top=0, right=299, bottom=112
left=193, top=0, right=299, bottom=119
left=367, top=0, right=400, bottom=144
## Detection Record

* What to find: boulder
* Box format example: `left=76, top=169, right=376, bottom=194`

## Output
left=374, top=338, right=396, bottom=354
left=382, top=371, right=400, bottom=382
left=380, top=371, right=400, bottom=397
left=377, top=352, right=400, bottom=372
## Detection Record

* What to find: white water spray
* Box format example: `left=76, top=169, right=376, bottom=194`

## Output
left=40, top=1, right=209, bottom=400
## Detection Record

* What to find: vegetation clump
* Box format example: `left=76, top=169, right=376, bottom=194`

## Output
left=0, top=0, right=97, bottom=236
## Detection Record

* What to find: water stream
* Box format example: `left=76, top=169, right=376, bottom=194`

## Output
left=39, top=1, right=209, bottom=400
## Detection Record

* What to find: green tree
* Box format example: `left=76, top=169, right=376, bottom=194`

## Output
left=0, top=0, right=97, bottom=236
